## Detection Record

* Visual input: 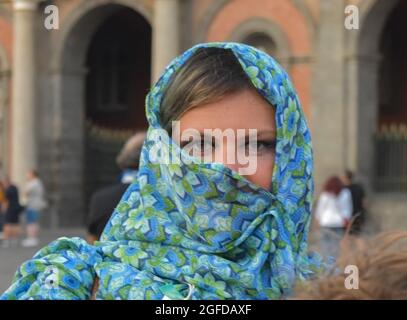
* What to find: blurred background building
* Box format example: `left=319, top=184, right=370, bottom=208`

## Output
left=0, top=0, right=405, bottom=230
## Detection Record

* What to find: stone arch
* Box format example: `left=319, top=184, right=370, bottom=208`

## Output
left=50, top=0, right=152, bottom=72
left=341, top=0, right=406, bottom=230
left=195, top=0, right=229, bottom=44
left=196, top=0, right=316, bottom=50
left=227, top=17, right=291, bottom=69
left=47, top=1, right=152, bottom=227
left=290, top=0, right=316, bottom=35
left=358, top=0, right=399, bottom=56
left=343, top=0, right=399, bottom=190
left=198, top=0, right=314, bottom=118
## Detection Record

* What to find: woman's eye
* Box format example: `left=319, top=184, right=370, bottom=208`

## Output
left=246, top=140, right=276, bottom=154
left=198, top=140, right=212, bottom=151
left=191, top=139, right=214, bottom=155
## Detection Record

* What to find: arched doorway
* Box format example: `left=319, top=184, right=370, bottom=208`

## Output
left=51, top=3, right=151, bottom=227
left=344, top=0, right=399, bottom=192
left=348, top=0, right=407, bottom=230
left=84, top=8, right=150, bottom=211
left=375, top=1, right=407, bottom=192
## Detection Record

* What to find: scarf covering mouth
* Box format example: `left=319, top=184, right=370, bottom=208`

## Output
left=1, top=42, right=323, bottom=300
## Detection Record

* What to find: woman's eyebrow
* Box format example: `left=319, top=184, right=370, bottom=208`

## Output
left=248, top=129, right=277, bottom=139
left=190, top=129, right=277, bottom=139
left=194, top=129, right=276, bottom=134
left=257, top=129, right=276, bottom=135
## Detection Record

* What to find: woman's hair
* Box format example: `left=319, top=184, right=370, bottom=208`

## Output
left=323, top=176, right=343, bottom=196
left=159, top=47, right=255, bottom=134
left=293, top=231, right=407, bottom=299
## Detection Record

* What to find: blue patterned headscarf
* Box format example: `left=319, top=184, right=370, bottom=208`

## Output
left=1, top=42, right=322, bottom=300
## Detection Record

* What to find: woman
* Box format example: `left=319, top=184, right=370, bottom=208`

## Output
left=1, top=42, right=322, bottom=300
left=21, top=169, right=47, bottom=247
left=315, top=176, right=353, bottom=258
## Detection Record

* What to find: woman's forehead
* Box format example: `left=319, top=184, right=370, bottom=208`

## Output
left=177, top=89, right=276, bottom=132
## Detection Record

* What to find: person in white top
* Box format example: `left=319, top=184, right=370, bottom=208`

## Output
left=21, top=169, right=47, bottom=247
left=315, top=176, right=353, bottom=259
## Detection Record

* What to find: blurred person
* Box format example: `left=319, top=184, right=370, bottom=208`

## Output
left=0, top=180, right=6, bottom=239
left=1, top=176, right=24, bottom=248
left=293, top=230, right=407, bottom=299
left=0, top=180, right=5, bottom=205
left=21, top=169, right=47, bottom=248
left=2, top=43, right=324, bottom=300
left=341, top=169, right=367, bottom=235
left=86, top=131, right=146, bottom=244
left=315, top=176, right=353, bottom=259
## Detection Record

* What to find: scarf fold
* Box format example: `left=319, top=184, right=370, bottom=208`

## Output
left=1, top=42, right=323, bottom=300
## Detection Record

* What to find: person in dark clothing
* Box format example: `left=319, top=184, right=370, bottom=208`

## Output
left=341, top=170, right=367, bottom=235
left=87, top=184, right=129, bottom=242
left=0, top=180, right=5, bottom=234
left=86, top=132, right=146, bottom=244
left=2, top=177, right=24, bottom=247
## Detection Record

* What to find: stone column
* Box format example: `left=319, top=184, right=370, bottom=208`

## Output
left=152, top=0, right=180, bottom=83
left=11, top=0, right=39, bottom=189
left=311, top=0, right=346, bottom=194
left=0, top=61, right=10, bottom=176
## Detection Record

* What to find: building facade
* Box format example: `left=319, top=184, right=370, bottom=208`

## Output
left=0, top=0, right=406, bottom=229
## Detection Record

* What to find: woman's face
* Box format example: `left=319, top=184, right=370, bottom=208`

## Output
left=177, top=89, right=276, bottom=191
